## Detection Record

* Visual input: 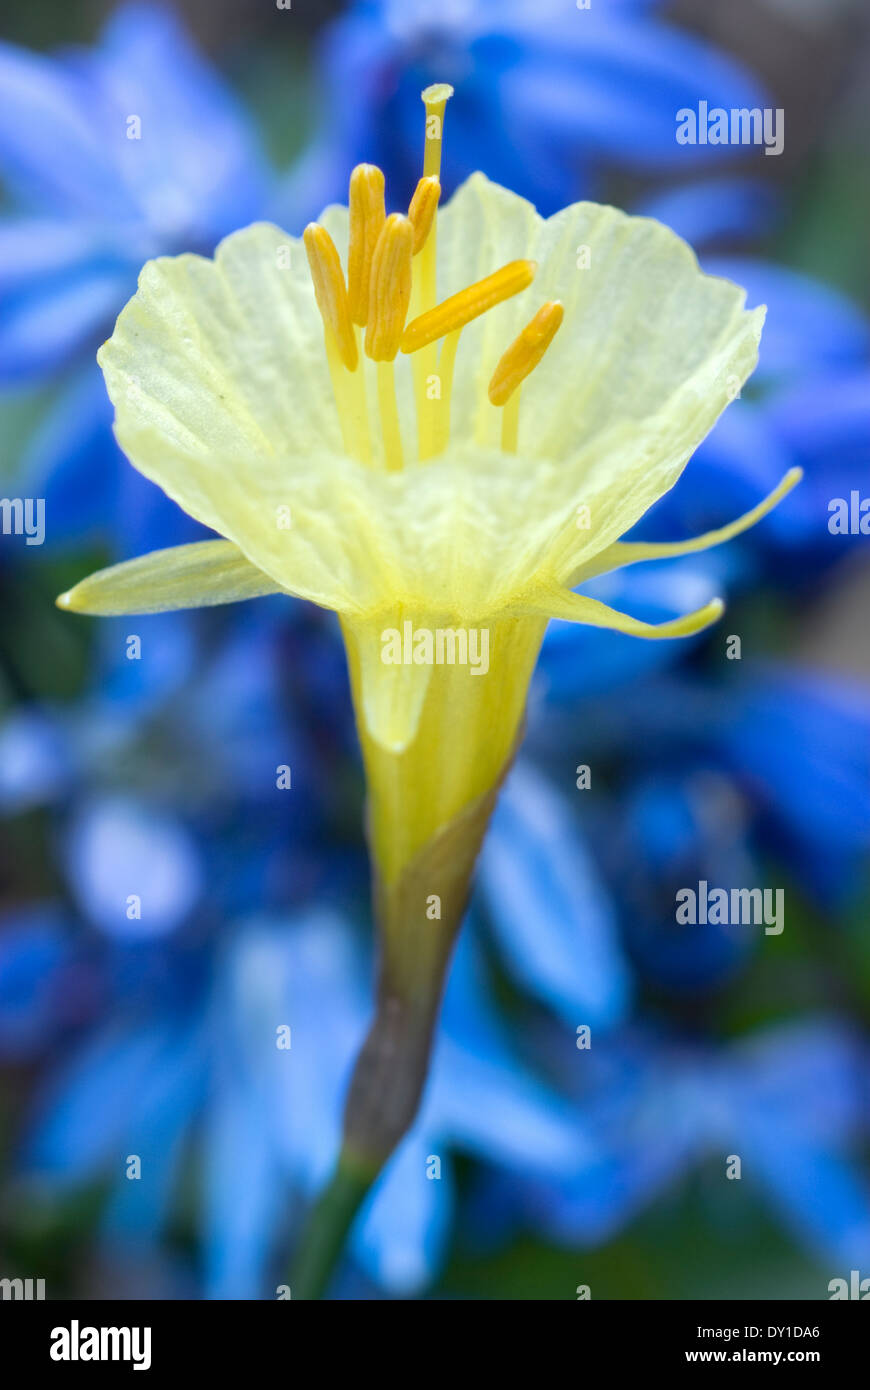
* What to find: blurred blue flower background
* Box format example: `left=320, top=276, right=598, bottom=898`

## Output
left=1, top=0, right=869, bottom=1300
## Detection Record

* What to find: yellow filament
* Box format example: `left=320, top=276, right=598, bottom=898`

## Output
left=408, top=176, right=441, bottom=254
left=365, top=214, right=414, bottom=362
left=347, top=325, right=373, bottom=465
left=501, top=387, right=521, bottom=453
left=488, top=300, right=564, bottom=406
left=323, top=327, right=361, bottom=458
left=303, top=222, right=358, bottom=371
left=434, top=328, right=461, bottom=455
left=401, top=260, right=537, bottom=354
left=347, top=163, right=386, bottom=326
left=377, top=362, right=404, bottom=471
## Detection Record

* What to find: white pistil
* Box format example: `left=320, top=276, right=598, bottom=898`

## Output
left=413, top=83, right=453, bottom=460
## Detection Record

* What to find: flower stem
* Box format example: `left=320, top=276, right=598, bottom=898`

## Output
left=290, top=1151, right=378, bottom=1301
left=290, top=949, right=452, bottom=1299
left=288, top=845, right=476, bottom=1298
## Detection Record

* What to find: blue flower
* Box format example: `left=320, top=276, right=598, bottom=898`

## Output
left=63, top=794, right=204, bottom=941
left=609, top=770, right=762, bottom=994
left=286, top=0, right=768, bottom=219
left=636, top=175, right=783, bottom=248
left=17, top=909, right=582, bottom=1298
left=0, top=3, right=270, bottom=381
left=477, top=760, right=630, bottom=1028
left=508, top=642, right=870, bottom=1006
left=0, top=907, right=79, bottom=1058
left=632, top=183, right=870, bottom=568
left=0, top=3, right=277, bottom=551
left=0, top=596, right=345, bottom=939
left=204, top=915, right=584, bottom=1297
left=591, top=662, right=870, bottom=911
left=519, top=1019, right=870, bottom=1278
left=717, top=665, right=870, bottom=905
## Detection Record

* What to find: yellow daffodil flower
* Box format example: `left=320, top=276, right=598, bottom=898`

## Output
left=58, top=86, right=799, bottom=1250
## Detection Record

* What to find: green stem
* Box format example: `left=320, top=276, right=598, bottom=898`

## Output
left=289, top=719, right=525, bottom=1298
left=290, top=970, right=448, bottom=1299
left=290, top=1153, right=378, bottom=1301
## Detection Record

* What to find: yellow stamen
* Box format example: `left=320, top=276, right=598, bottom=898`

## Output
left=303, top=222, right=358, bottom=371
left=365, top=214, right=414, bottom=362
left=401, top=260, right=537, bottom=355
left=322, top=325, right=360, bottom=458
left=348, top=163, right=386, bottom=326
left=377, top=362, right=404, bottom=471
left=434, top=327, right=462, bottom=455
left=488, top=301, right=564, bottom=406
left=408, top=176, right=441, bottom=255
left=501, top=387, right=521, bottom=454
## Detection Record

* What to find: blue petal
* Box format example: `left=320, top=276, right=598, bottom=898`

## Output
left=616, top=774, right=761, bottom=993
left=654, top=399, right=797, bottom=543
left=309, top=1, right=763, bottom=213
left=0, top=908, right=72, bottom=1058
left=23, top=1020, right=187, bottom=1179
left=354, top=1135, right=454, bottom=1295
left=433, top=935, right=588, bottom=1176
left=64, top=795, right=203, bottom=939
left=532, top=1040, right=708, bottom=1243
left=722, top=669, right=870, bottom=864
left=202, top=1073, right=285, bottom=1299
left=767, top=370, right=870, bottom=466
left=479, top=761, right=629, bottom=1026
left=91, top=2, right=270, bottom=240
left=183, top=616, right=305, bottom=805
left=0, top=40, right=137, bottom=215
left=495, top=6, right=768, bottom=167
left=636, top=177, right=781, bottom=248
left=20, top=368, right=124, bottom=545
left=0, top=266, right=132, bottom=382
left=743, top=1126, right=870, bottom=1273
left=704, top=257, right=870, bottom=380
left=0, top=218, right=135, bottom=297
left=214, top=914, right=366, bottom=1194
left=100, top=1020, right=205, bottom=1246
left=20, top=364, right=207, bottom=551
left=431, top=1031, right=586, bottom=1177
left=203, top=912, right=367, bottom=1296
left=89, top=612, right=197, bottom=718
left=0, top=708, right=72, bottom=813
left=763, top=371, right=870, bottom=543
left=733, top=1019, right=866, bottom=1142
